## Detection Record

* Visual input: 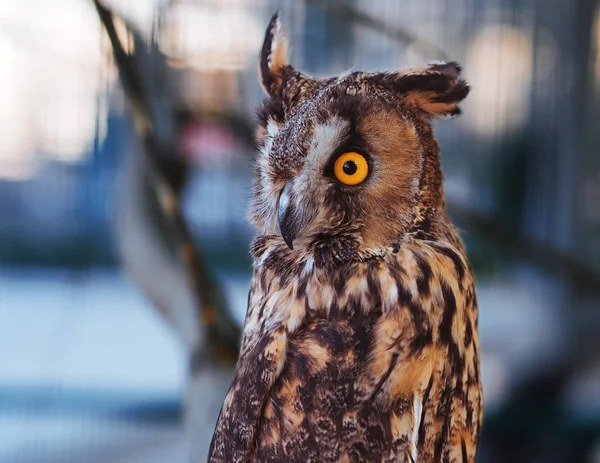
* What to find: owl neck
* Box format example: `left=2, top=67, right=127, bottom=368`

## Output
left=408, top=118, right=446, bottom=237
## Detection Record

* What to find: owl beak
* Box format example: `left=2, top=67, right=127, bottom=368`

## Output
left=278, top=181, right=297, bottom=250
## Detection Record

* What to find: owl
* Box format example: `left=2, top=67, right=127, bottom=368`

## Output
left=209, top=13, right=483, bottom=463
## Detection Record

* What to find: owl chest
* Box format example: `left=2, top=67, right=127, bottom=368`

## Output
left=252, top=314, right=444, bottom=462
left=254, top=316, right=380, bottom=460
left=243, top=247, right=482, bottom=461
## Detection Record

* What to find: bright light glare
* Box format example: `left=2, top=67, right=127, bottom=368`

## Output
left=0, top=0, right=109, bottom=177
left=0, top=34, right=36, bottom=180
left=465, top=24, right=534, bottom=136
left=161, top=4, right=263, bottom=70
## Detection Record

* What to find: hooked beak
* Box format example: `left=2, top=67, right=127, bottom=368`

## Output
left=278, top=181, right=298, bottom=250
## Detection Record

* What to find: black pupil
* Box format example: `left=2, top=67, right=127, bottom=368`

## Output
left=343, top=160, right=358, bottom=175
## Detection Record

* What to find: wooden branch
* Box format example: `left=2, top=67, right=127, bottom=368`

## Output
left=93, top=0, right=241, bottom=364
left=448, top=201, right=600, bottom=297
left=306, top=0, right=449, bottom=61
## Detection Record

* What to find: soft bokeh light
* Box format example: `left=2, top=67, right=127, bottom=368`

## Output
left=0, top=33, right=36, bottom=179
left=0, top=0, right=109, bottom=173
left=161, top=3, right=263, bottom=71
left=465, top=24, right=534, bottom=136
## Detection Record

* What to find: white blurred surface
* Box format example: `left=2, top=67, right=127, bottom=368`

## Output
left=0, top=268, right=185, bottom=390
left=0, top=415, right=188, bottom=463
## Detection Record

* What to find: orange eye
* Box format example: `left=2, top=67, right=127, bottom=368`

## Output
left=333, top=152, right=369, bottom=186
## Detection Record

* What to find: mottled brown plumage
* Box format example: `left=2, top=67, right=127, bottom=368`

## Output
left=209, top=14, right=483, bottom=463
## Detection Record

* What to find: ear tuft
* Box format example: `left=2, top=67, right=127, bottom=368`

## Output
left=385, top=62, right=470, bottom=118
left=259, top=13, right=290, bottom=97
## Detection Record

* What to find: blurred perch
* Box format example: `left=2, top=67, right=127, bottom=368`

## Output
left=94, top=3, right=244, bottom=457
left=448, top=202, right=600, bottom=298
left=93, top=0, right=240, bottom=364
left=307, top=0, right=449, bottom=61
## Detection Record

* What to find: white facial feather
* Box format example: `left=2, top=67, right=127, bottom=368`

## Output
left=293, top=117, right=349, bottom=203
left=306, top=117, right=349, bottom=167
left=252, top=118, right=281, bottom=232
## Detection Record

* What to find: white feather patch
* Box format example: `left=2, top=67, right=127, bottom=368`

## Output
left=306, top=117, right=349, bottom=167
left=411, top=395, right=423, bottom=462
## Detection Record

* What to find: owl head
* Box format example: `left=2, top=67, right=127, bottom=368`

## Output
left=250, top=14, right=470, bottom=267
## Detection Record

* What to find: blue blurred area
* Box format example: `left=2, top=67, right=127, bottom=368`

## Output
left=0, top=112, right=125, bottom=267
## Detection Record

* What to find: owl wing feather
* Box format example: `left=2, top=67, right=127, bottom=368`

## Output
left=208, top=313, right=289, bottom=461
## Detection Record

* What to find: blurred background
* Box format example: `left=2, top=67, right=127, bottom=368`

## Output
left=0, top=0, right=599, bottom=462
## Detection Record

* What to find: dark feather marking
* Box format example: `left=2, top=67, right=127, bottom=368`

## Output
left=417, top=375, right=434, bottom=449
left=396, top=275, right=412, bottom=304
left=333, top=262, right=355, bottom=295
left=313, top=233, right=359, bottom=268
left=366, top=422, right=387, bottom=457
left=349, top=442, right=368, bottom=463
left=433, top=376, right=454, bottom=462
left=449, top=340, right=465, bottom=381
left=439, top=281, right=457, bottom=345
left=406, top=299, right=426, bottom=333
left=370, top=72, right=451, bottom=97
left=334, top=273, right=347, bottom=295
left=429, top=243, right=466, bottom=288
left=329, top=299, right=341, bottom=318
left=409, top=301, right=432, bottom=351
left=433, top=416, right=449, bottom=462
left=464, top=316, right=473, bottom=347
left=466, top=394, right=474, bottom=429
left=472, top=340, right=480, bottom=381
left=411, top=212, right=435, bottom=240
left=431, top=81, right=470, bottom=105
left=288, top=341, right=310, bottom=379
left=344, top=294, right=359, bottom=318
left=256, top=299, right=268, bottom=324
left=366, top=352, right=399, bottom=405
left=366, top=262, right=383, bottom=309
left=297, top=274, right=308, bottom=297
left=414, top=251, right=433, bottom=298
left=355, top=309, right=380, bottom=356
left=324, top=90, right=369, bottom=123
left=259, top=13, right=280, bottom=94
left=464, top=287, right=473, bottom=309
left=256, top=96, right=286, bottom=127
left=272, top=394, right=285, bottom=432
left=461, top=437, right=468, bottom=463
left=411, top=326, right=433, bottom=352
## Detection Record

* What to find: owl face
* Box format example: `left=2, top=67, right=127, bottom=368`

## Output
left=250, top=15, right=470, bottom=266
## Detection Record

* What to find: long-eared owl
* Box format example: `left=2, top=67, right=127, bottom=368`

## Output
left=209, top=13, right=483, bottom=463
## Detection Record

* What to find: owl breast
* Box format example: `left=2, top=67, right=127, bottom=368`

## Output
left=242, top=237, right=482, bottom=463
left=254, top=314, right=398, bottom=463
